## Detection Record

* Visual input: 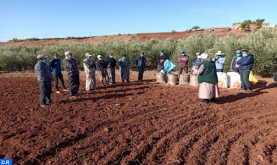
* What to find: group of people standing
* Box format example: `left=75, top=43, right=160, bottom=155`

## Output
left=34, top=51, right=147, bottom=107
left=34, top=49, right=254, bottom=107
left=190, top=49, right=254, bottom=104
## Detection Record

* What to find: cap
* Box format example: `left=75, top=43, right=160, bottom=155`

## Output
left=181, top=50, right=185, bottom=54
left=161, top=50, right=165, bottom=53
left=85, top=53, right=92, bottom=57
left=37, top=54, right=48, bottom=60
left=236, top=50, right=242, bottom=54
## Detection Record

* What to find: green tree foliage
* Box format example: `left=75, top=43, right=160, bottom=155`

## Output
left=0, top=28, right=276, bottom=76
left=240, top=20, right=252, bottom=32
left=256, top=19, right=265, bottom=29
left=191, top=26, right=200, bottom=30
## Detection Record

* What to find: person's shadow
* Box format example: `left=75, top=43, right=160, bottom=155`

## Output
left=215, top=80, right=277, bottom=104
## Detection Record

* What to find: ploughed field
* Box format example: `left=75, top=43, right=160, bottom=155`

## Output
left=0, top=72, right=277, bottom=165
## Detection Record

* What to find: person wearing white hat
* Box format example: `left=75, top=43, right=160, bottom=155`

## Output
left=213, top=51, right=227, bottom=72
left=193, top=53, right=219, bottom=104
left=63, top=51, right=80, bottom=98
left=95, top=55, right=108, bottom=87
left=34, top=54, right=53, bottom=107
left=83, top=53, right=96, bottom=91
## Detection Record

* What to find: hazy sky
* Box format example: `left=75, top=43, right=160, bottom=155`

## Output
left=0, top=0, right=276, bottom=42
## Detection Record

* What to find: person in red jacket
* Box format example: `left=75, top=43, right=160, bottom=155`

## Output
left=178, top=50, right=189, bottom=77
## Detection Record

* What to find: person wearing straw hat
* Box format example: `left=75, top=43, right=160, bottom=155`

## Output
left=213, top=51, right=227, bottom=72
left=193, top=53, right=219, bottom=104
left=63, top=51, right=80, bottom=99
left=83, top=53, right=96, bottom=91
left=34, top=54, right=53, bottom=107
left=96, top=55, right=108, bottom=87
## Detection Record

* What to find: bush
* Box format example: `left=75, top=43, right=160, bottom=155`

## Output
left=0, top=28, right=277, bottom=76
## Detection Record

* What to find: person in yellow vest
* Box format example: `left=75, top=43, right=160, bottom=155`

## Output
left=193, top=53, right=219, bottom=104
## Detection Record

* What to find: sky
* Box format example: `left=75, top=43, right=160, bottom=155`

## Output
left=0, top=0, right=277, bottom=42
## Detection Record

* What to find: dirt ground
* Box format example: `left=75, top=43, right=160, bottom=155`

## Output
left=0, top=71, right=277, bottom=165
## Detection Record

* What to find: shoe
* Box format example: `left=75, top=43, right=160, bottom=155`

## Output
left=56, top=91, right=61, bottom=94
left=210, top=97, right=216, bottom=102
left=63, top=89, right=69, bottom=92
left=246, top=89, right=253, bottom=92
left=127, top=79, right=130, bottom=82
left=202, top=99, right=209, bottom=104
left=41, top=105, right=48, bottom=108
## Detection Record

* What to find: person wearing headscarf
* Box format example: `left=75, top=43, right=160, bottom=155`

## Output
left=118, top=54, right=131, bottom=83
left=63, top=51, right=80, bottom=99
left=178, top=50, right=189, bottom=77
left=83, top=53, right=96, bottom=91
left=213, top=51, right=227, bottom=72
left=194, top=53, right=219, bottom=104
left=34, top=54, right=52, bottom=107
left=156, top=50, right=169, bottom=72
left=96, top=55, right=108, bottom=87
left=135, top=52, right=147, bottom=82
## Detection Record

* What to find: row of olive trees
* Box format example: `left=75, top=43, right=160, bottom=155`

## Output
left=0, top=28, right=276, bottom=76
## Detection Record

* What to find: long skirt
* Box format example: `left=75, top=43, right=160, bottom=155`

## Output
left=120, top=66, right=130, bottom=80
left=199, top=82, right=220, bottom=99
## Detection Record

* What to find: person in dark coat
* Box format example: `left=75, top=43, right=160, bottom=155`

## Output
left=96, top=55, right=108, bottom=87
left=106, top=53, right=117, bottom=85
left=237, top=50, right=255, bottom=92
left=178, top=50, right=189, bottom=77
left=135, top=52, right=147, bottom=82
left=118, top=54, right=131, bottom=83
left=156, top=50, right=169, bottom=72
left=49, top=53, right=68, bottom=93
left=230, top=50, right=242, bottom=73
left=34, top=54, right=53, bottom=107
left=63, top=51, right=80, bottom=98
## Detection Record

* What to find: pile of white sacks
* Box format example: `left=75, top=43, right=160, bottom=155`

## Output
left=217, top=72, right=241, bottom=89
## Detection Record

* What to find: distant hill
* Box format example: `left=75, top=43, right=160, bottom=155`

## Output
left=0, top=27, right=246, bottom=47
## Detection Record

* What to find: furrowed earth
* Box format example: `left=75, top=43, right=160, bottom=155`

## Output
left=0, top=71, right=277, bottom=165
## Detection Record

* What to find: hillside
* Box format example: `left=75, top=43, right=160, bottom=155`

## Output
left=0, top=28, right=245, bottom=47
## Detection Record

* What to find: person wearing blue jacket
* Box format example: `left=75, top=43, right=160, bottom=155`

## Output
left=49, top=53, right=68, bottom=94
left=237, top=50, right=255, bottom=92
left=135, top=52, right=147, bottom=82
left=213, top=51, right=227, bottom=72
left=230, top=50, right=242, bottom=72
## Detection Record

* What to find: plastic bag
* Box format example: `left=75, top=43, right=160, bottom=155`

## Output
left=164, top=59, right=175, bottom=73
left=249, top=71, right=258, bottom=84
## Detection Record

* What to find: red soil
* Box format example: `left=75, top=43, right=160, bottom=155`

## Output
left=0, top=71, right=276, bottom=165
left=0, top=29, right=245, bottom=48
